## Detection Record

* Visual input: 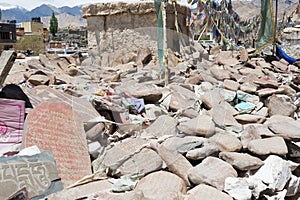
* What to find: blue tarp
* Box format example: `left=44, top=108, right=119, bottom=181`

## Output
left=276, top=44, right=297, bottom=64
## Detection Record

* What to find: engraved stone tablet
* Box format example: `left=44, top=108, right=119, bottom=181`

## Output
left=23, top=102, right=92, bottom=187
left=0, top=150, right=63, bottom=200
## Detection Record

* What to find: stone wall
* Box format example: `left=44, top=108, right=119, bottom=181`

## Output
left=82, top=1, right=190, bottom=67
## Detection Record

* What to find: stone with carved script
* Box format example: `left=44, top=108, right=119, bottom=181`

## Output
left=23, top=102, right=92, bottom=187
left=27, top=85, right=105, bottom=141
left=0, top=150, right=63, bottom=200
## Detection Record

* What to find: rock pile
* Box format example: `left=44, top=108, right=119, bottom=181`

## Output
left=1, top=42, right=300, bottom=200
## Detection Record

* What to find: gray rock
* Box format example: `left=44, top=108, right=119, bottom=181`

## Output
left=100, top=138, right=162, bottom=177
left=136, top=47, right=152, bottom=65
left=240, top=83, right=257, bottom=93
left=219, top=152, right=264, bottom=171
left=186, top=184, right=233, bottom=200
left=157, top=145, right=193, bottom=186
left=28, top=74, right=50, bottom=85
left=256, top=87, right=285, bottom=97
left=211, top=102, right=241, bottom=128
left=143, top=115, right=178, bottom=137
left=248, top=137, right=288, bottom=156
left=169, top=84, right=198, bottom=117
left=224, top=177, right=267, bottom=200
left=234, top=114, right=266, bottom=124
left=115, top=81, right=162, bottom=102
left=268, top=119, right=300, bottom=141
left=253, top=155, right=292, bottom=191
left=272, top=60, right=289, bottom=71
left=161, top=136, right=205, bottom=154
left=237, top=90, right=260, bottom=105
left=210, top=66, right=231, bottom=80
left=134, top=171, right=186, bottom=200
left=186, top=141, right=220, bottom=160
left=209, top=132, right=242, bottom=152
left=177, top=115, right=215, bottom=137
left=240, top=124, right=262, bottom=149
left=224, top=177, right=252, bottom=200
left=254, top=79, right=278, bottom=88
left=223, top=79, right=240, bottom=91
left=47, top=179, right=113, bottom=200
left=268, top=95, right=297, bottom=117
left=188, top=157, right=237, bottom=190
left=201, top=88, right=224, bottom=109
left=286, top=175, right=300, bottom=197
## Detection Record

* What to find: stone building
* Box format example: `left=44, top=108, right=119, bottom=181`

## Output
left=0, top=21, right=16, bottom=51
left=82, top=1, right=190, bottom=67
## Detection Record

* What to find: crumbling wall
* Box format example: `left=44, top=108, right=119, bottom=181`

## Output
left=82, top=1, right=190, bottom=67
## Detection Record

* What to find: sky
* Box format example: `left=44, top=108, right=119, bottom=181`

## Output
left=0, top=0, right=190, bottom=11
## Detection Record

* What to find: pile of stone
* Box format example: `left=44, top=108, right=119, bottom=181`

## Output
left=1, top=41, right=300, bottom=200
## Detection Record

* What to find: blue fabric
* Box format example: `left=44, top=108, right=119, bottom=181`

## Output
left=276, top=44, right=297, bottom=64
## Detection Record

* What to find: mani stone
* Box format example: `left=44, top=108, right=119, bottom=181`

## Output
left=188, top=157, right=237, bottom=190
left=28, top=85, right=105, bottom=140
left=134, top=171, right=186, bottom=200
left=23, top=102, right=92, bottom=187
left=247, top=137, right=288, bottom=156
left=0, top=151, right=63, bottom=200
left=186, top=184, right=233, bottom=200
left=219, top=152, right=264, bottom=171
left=177, top=114, right=215, bottom=137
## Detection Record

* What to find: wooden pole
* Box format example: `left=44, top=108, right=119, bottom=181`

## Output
left=273, top=0, right=278, bottom=55
left=162, top=1, right=168, bottom=86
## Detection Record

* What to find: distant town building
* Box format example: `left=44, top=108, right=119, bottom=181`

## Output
left=0, top=20, right=16, bottom=51
left=20, top=18, right=44, bottom=35
left=16, top=18, right=47, bottom=55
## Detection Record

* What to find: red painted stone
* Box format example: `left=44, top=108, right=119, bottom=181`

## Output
left=23, top=102, right=91, bottom=187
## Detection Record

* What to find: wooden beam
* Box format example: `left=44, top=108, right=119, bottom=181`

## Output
left=0, top=51, right=17, bottom=87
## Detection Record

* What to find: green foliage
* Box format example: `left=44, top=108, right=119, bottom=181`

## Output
left=16, top=35, right=44, bottom=55
left=0, top=8, right=2, bottom=20
left=49, top=10, right=58, bottom=37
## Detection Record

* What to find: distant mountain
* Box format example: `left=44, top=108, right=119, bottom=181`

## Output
left=29, top=4, right=61, bottom=18
left=60, top=6, right=82, bottom=16
left=2, top=7, right=28, bottom=22
left=1, top=3, right=86, bottom=28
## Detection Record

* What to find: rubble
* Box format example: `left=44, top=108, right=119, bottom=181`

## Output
left=0, top=2, right=299, bottom=199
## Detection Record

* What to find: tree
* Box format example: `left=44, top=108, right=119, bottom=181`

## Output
left=0, top=8, right=2, bottom=20
left=49, top=10, right=58, bottom=37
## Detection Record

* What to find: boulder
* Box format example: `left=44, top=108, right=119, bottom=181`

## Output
left=134, top=171, right=186, bottom=200
left=143, top=115, right=178, bottom=138
left=253, top=155, right=292, bottom=191
left=186, top=184, right=233, bottom=200
left=177, top=114, right=215, bottom=137
left=209, top=132, right=242, bottom=152
left=247, top=137, right=288, bottom=156
left=219, top=152, right=264, bottom=171
left=188, top=157, right=237, bottom=190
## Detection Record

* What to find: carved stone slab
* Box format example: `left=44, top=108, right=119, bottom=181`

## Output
left=0, top=150, right=63, bottom=200
left=23, top=102, right=92, bottom=187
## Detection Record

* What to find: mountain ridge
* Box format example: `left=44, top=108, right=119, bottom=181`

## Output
left=1, top=3, right=86, bottom=28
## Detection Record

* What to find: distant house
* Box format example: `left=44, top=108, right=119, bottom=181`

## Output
left=16, top=18, right=48, bottom=54
left=20, top=17, right=44, bottom=35
left=0, top=21, right=17, bottom=51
